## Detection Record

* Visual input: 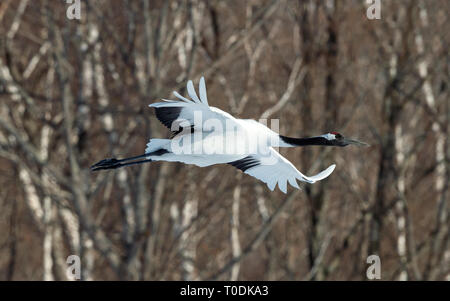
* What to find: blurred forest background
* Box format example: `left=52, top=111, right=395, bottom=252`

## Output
left=0, top=0, right=448, bottom=280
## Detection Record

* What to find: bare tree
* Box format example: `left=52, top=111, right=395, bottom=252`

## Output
left=0, top=0, right=448, bottom=280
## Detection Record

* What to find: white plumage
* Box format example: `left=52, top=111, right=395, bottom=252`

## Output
left=145, top=77, right=336, bottom=193
left=92, top=77, right=369, bottom=193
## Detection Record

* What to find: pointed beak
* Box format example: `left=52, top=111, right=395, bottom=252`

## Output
left=343, top=138, right=370, bottom=147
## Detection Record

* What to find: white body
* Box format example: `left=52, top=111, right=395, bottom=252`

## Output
left=147, top=77, right=336, bottom=193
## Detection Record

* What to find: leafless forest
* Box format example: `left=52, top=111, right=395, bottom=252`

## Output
left=0, top=0, right=448, bottom=281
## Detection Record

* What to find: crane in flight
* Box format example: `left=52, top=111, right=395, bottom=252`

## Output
left=91, top=77, right=368, bottom=193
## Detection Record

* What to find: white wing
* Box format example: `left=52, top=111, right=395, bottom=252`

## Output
left=229, top=148, right=336, bottom=193
left=150, top=76, right=236, bottom=132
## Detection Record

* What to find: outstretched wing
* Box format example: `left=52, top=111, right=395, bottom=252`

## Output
left=150, top=77, right=237, bottom=133
left=228, top=148, right=336, bottom=193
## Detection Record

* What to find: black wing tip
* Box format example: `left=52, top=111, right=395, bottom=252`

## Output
left=90, top=158, right=121, bottom=171
left=228, top=156, right=260, bottom=172
left=154, top=107, right=182, bottom=129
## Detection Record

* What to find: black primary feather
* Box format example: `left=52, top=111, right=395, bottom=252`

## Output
left=228, top=156, right=260, bottom=172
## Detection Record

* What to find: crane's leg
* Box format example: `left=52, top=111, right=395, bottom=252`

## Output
left=91, top=154, right=151, bottom=171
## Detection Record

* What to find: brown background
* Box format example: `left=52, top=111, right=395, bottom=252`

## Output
left=0, top=0, right=448, bottom=280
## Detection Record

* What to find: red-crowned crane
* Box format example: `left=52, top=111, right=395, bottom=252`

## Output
left=91, top=77, right=368, bottom=193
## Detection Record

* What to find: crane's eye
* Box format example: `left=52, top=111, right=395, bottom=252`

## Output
left=329, top=131, right=342, bottom=139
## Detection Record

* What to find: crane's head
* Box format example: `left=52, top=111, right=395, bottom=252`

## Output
left=323, top=132, right=369, bottom=147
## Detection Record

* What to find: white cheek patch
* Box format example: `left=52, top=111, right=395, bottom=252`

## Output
left=321, top=133, right=336, bottom=141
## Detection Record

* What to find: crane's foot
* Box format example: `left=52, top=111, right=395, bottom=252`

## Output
left=90, top=158, right=122, bottom=171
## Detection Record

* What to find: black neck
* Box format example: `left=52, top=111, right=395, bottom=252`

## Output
left=280, top=135, right=333, bottom=146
